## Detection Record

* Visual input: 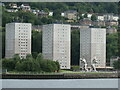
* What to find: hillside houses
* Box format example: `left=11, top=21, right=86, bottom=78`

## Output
left=20, top=4, right=31, bottom=12
left=4, top=3, right=119, bottom=27
left=97, top=13, right=119, bottom=21
left=61, top=10, right=78, bottom=20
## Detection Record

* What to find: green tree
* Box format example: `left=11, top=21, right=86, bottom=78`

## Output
left=78, top=14, right=84, bottom=20
left=53, top=9, right=62, bottom=20
left=17, top=11, right=37, bottom=24
left=55, top=61, right=60, bottom=71
left=13, top=54, right=20, bottom=61
left=15, top=61, right=23, bottom=71
left=36, top=53, right=43, bottom=61
left=26, top=54, right=33, bottom=59
left=91, top=14, right=97, bottom=21
left=71, top=30, right=80, bottom=65
left=32, top=52, right=38, bottom=59
left=113, top=59, right=120, bottom=70
left=2, top=58, right=16, bottom=71
left=84, top=13, right=88, bottom=18
left=32, top=31, right=42, bottom=53
left=1, top=27, right=5, bottom=58
left=106, top=33, right=118, bottom=65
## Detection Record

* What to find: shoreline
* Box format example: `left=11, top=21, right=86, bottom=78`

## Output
left=2, top=72, right=119, bottom=79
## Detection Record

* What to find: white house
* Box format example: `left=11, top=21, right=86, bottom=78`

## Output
left=49, top=12, right=53, bottom=16
left=20, top=4, right=31, bottom=11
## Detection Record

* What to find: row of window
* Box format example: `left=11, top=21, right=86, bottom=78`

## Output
left=19, top=36, right=28, bottom=38
left=19, top=44, right=28, bottom=46
left=18, top=33, right=28, bottom=35
left=18, top=30, right=29, bottom=32
left=19, top=39, right=28, bottom=41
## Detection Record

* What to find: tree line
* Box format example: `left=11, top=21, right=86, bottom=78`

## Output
left=2, top=53, right=60, bottom=72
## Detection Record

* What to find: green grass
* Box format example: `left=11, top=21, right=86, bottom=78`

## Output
left=2, top=70, right=116, bottom=75
left=59, top=70, right=115, bottom=74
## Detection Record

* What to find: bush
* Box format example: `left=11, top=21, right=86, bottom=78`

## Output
left=2, top=53, right=60, bottom=72
left=71, top=65, right=80, bottom=71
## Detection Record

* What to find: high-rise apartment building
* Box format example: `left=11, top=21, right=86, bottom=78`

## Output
left=42, top=24, right=71, bottom=69
left=5, top=23, right=32, bottom=59
left=80, top=28, right=106, bottom=67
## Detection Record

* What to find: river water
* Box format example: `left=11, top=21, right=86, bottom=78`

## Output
left=2, top=79, right=119, bottom=88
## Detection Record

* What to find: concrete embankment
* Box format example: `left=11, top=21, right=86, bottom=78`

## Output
left=2, top=73, right=119, bottom=79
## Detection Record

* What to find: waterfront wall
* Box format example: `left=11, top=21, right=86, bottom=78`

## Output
left=2, top=73, right=119, bottom=79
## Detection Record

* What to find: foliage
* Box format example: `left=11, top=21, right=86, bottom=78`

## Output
left=71, top=65, right=80, bottom=71
left=2, top=58, right=16, bottom=71
left=13, top=54, right=20, bottom=61
left=71, top=30, right=80, bottom=65
left=79, top=14, right=84, bottom=20
left=2, top=53, right=60, bottom=72
left=84, top=13, right=88, bottom=18
left=106, top=33, right=118, bottom=64
left=32, top=31, right=42, bottom=53
left=91, top=14, right=97, bottom=21
left=2, top=2, right=118, bottom=27
left=2, top=10, right=37, bottom=27
left=113, top=59, right=120, bottom=70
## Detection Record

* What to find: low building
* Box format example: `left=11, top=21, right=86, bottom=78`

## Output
left=20, top=4, right=31, bottom=12
left=38, top=10, right=49, bottom=17
left=64, top=10, right=78, bottom=20
left=66, top=20, right=75, bottom=23
left=32, top=9, right=40, bottom=15
left=110, top=56, right=119, bottom=67
left=61, top=12, right=65, bottom=17
left=71, top=24, right=89, bottom=30
left=79, top=19, right=93, bottom=26
left=105, top=20, right=118, bottom=26
left=97, top=15, right=104, bottom=21
left=93, top=20, right=106, bottom=26
left=97, top=13, right=119, bottom=22
left=113, top=15, right=119, bottom=21
left=106, top=27, right=117, bottom=34
left=49, top=12, right=53, bottom=16
left=1, top=3, right=5, bottom=7
left=104, top=13, right=114, bottom=21
left=6, top=9, right=18, bottom=12
left=10, top=3, right=18, bottom=9
left=82, top=13, right=93, bottom=19
left=32, top=25, right=42, bottom=32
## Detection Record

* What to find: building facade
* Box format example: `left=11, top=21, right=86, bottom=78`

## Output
left=79, top=19, right=92, bottom=26
left=106, top=27, right=117, bottom=34
left=64, top=10, right=78, bottom=20
left=20, top=4, right=31, bottom=12
left=42, top=24, right=71, bottom=69
left=5, top=23, right=32, bottom=59
left=32, top=25, right=42, bottom=32
left=80, top=28, right=106, bottom=68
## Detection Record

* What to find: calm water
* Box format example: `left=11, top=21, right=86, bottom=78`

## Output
left=2, top=79, right=119, bottom=88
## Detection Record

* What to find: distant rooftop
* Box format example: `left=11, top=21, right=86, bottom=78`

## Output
left=64, top=10, right=77, bottom=13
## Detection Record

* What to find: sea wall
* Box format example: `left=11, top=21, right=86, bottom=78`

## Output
left=2, top=73, right=119, bottom=79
